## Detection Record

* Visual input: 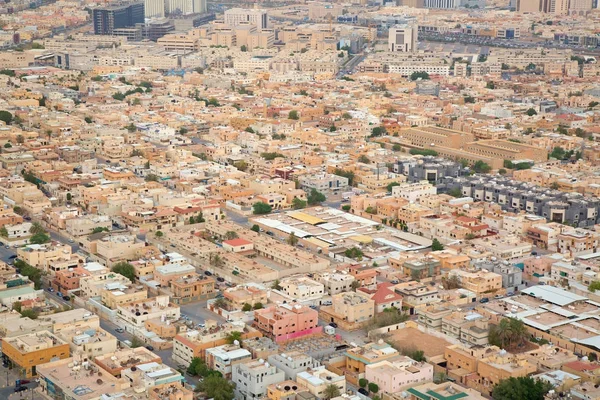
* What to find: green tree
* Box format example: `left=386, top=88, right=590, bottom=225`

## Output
left=472, top=160, right=491, bottom=173
left=392, top=144, right=402, bottom=152
left=13, top=259, right=43, bottom=289
left=0, top=69, right=15, bottom=77
left=287, top=232, right=298, bottom=246
left=292, top=197, right=307, bottom=209
left=342, top=205, right=351, bottom=211
left=224, top=231, right=238, bottom=240
left=492, top=376, right=552, bottom=400
left=448, top=188, right=462, bottom=198
left=225, top=331, right=242, bottom=345
left=410, top=71, right=430, bottom=80
left=350, top=280, right=361, bottom=291
left=253, top=302, right=263, bottom=310
left=288, top=110, right=299, bottom=120
left=333, top=168, right=355, bottom=186
left=371, top=126, right=386, bottom=137
left=358, top=155, right=370, bottom=164
left=342, top=112, right=352, bottom=119
left=253, top=202, right=272, bottom=215
left=358, top=378, right=368, bottom=389
left=525, top=108, right=537, bottom=116
left=84, top=116, right=93, bottom=124
left=208, top=98, right=220, bottom=107
left=130, top=336, right=144, bottom=348
left=368, top=383, right=379, bottom=394
left=240, top=45, right=247, bottom=52
left=271, top=279, right=282, bottom=290
left=486, top=81, right=495, bottom=89
left=242, top=303, right=252, bottom=312
left=323, top=384, right=341, bottom=400
left=4, top=142, right=11, bottom=148
left=20, top=309, right=38, bottom=319
left=155, top=231, right=164, bottom=238
left=261, top=152, right=285, bottom=160
left=91, top=227, right=109, bottom=234
left=195, top=373, right=235, bottom=400
left=499, top=168, right=507, bottom=175
left=307, top=188, right=326, bottom=205
left=550, top=147, right=566, bottom=160
left=145, top=174, right=159, bottom=182
left=30, top=222, right=45, bottom=235
left=488, top=318, right=529, bottom=349
left=431, top=238, right=444, bottom=251
left=0, top=226, right=7, bottom=237
left=589, top=281, right=600, bottom=292
left=111, top=262, right=136, bottom=283
left=187, top=357, right=210, bottom=377
left=30, top=232, right=50, bottom=244
left=233, top=160, right=248, bottom=172
left=251, top=224, right=260, bottom=232
left=66, top=193, right=72, bottom=202
left=12, top=301, right=22, bottom=313
left=463, top=96, right=475, bottom=104
left=0, top=110, right=13, bottom=125
left=188, top=216, right=196, bottom=225
left=386, top=182, right=401, bottom=193
left=409, top=148, right=438, bottom=156
left=344, top=247, right=364, bottom=260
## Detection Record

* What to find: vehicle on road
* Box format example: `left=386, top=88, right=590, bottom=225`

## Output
left=63, top=296, right=71, bottom=301
left=145, top=345, right=154, bottom=351
left=68, top=239, right=74, bottom=243
left=8, top=255, right=17, bottom=259
left=329, top=322, right=338, bottom=328
left=57, top=292, right=63, bottom=297
left=217, top=277, right=225, bottom=282
left=479, top=297, right=489, bottom=303
left=115, top=328, right=124, bottom=333
left=14, top=386, right=27, bottom=393
left=204, top=271, right=212, bottom=276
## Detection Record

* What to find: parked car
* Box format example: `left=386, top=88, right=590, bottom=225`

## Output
left=329, top=322, right=338, bottom=328
left=145, top=345, right=154, bottom=351
left=14, top=386, right=27, bottom=393
left=115, top=328, right=124, bottom=333
left=63, top=296, right=71, bottom=301
left=204, top=271, right=213, bottom=276
left=46, top=288, right=54, bottom=292
left=479, top=297, right=489, bottom=303
left=217, top=277, right=225, bottom=282
left=57, top=292, right=63, bottom=297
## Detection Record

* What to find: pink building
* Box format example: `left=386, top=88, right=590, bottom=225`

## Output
left=365, top=357, right=433, bottom=394
left=254, top=304, right=320, bottom=341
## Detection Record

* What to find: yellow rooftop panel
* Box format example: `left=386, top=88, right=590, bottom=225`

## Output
left=349, top=235, right=373, bottom=244
left=306, top=237, right=333, bottom=248
left=288, top=212, right=325, bottom=225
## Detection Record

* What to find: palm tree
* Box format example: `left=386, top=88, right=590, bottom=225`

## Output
left=213, top=297, right=227, bottom=310
left=29, top=222, right=45, bottom=235
left=287, top=232, right=298, bottom=246
left=224, top=231, right=238, bottom=240
left=209, top=253, right=224, bottom=268
left=225, top=331, right=242, bottom=345
left=490, top=318, right=529, bottom=348
left=323, top=384, right=341, bottom=400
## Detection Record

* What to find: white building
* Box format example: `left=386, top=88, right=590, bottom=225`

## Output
left=232, top=359, right=285, bottom=400
left=392, top=181, right=436, bottom=203
left=224, top=8, right=268, bottom=30
left=388, top=23, right=418, bottom=53
left=144, top=0, right=165, bottom=17
left=267, top=351, right=320, bottom=380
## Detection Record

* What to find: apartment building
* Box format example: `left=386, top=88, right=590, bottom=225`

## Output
left=557, top=228, right=600, bottom=258
left=172, top=323, right=261, bottom=365
left=254, top=304, right=319, bottom=341
left=267, top=351, right=320, bottom=380
left=297, top=366, right=346, bottom=399
left=320, top=292, right=374, bottom=330
left=317, top=272, right=355, bottom=295
left=206, top=344, right=252, bottom=379
left=232, top=359, right=285, bottom=400
left=278, top=276, right=325, bottom=301
left=448, top=269, right=502, bottom=295
left=117, top=295, right=180, bottom=329
left=3, top=331, right=70, bottom=377
left=365, top=357, right=433, bottom=394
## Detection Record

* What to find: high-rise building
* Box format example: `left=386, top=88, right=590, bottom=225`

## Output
left=165, top=0, right=206, bottom=15
left=388, top=23, right=418, bottom=53
left=516, top=0, right=570, bottom=13
left=224, top=8, right=268, bottom=31
left=144, top=0, right=164, bottom=18
left=93, top=2, right=145, bottom=35
left=424, top=0, right=460, bottom=8
left=569, top=0, right=592, bottom=13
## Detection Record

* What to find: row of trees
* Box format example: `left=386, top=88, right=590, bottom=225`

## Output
left=253, top=189, right=326, bottom=215
left=186, top=357, right=236, bottom=399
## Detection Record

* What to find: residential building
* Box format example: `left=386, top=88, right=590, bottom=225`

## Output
left=206, top=344, right=252, bottom=379
left=320, top=292, right=374, bottom=330
left=2, top=331, right=70, bottom=377
left=232, top=359, right=286, bottom=400
left=268, top=351, right=320, bottom=380
left=365, top=357, right=434, bottom=394
left=296, top=366, right=346, bottom=399
left=254, top=304, right=319, bottom=341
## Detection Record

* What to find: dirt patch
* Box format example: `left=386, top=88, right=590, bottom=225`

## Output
left=387, top=327, right=453, bottom=358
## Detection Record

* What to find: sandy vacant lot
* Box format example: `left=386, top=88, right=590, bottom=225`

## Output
left=387, top=327, right=453, bottom=358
